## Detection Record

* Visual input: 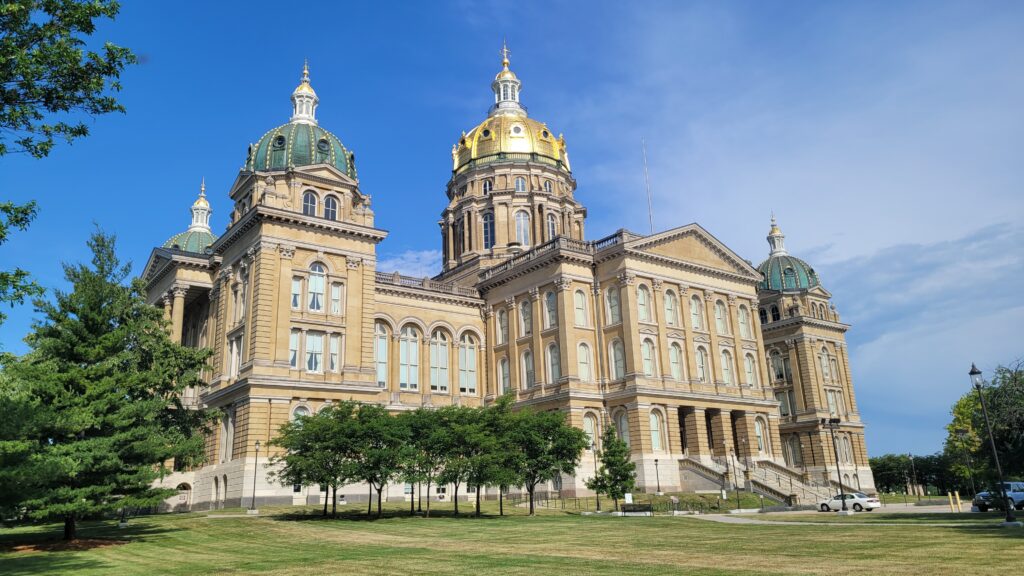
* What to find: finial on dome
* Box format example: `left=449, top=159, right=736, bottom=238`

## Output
left=200, top=177, right=206, bottom=197
left=491, top=41, right=524, bottom=117
left=290, top=60, right=318, bottom=124
left=303, top=58, right=310, bottom=82
left=767, top=213, right=787, bottom=256
left=190, top=179, right=212, bottom=231
left=500, top=39, right=511, bottom=69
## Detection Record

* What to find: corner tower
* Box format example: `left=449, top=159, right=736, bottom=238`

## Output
left=440, top=45, right=586, bottom=281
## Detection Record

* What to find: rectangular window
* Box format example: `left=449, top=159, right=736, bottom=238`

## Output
left=329, top=334, right=341, bottom=372
left=330, top=284, right=343, bottom=315
left=293, top=484, right=302, bottom=493
left=229, top=336, right=242, bottom=377
left=776, top=391, right=791, bottom=416
left=289, top=330, right=299, bottom=368
left=306, top=332, right=323, bottom=373
left=291, top=277, right=302, bottom=309
left=827, top=390, right=839, bottom=416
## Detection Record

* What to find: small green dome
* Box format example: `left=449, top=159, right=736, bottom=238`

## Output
left=163, top=229, right=217, bottom=254
left=245, top=122, right=357, bottom=178
left=757, top=254, right=820, bottom=291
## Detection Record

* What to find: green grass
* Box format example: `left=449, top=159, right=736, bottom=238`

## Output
left=1, top=500, right=1021, bottom=575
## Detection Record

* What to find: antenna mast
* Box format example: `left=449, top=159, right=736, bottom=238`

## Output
left=642, top=137, right=654, bottom=234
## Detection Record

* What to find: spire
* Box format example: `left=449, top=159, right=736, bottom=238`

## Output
left=490, top=41, right=524, bottom=117
left=767, top=213, right=787, bottom=256
left=290, top=60, right=319, bottom=124
left=190, top=178, right=212, bottom=232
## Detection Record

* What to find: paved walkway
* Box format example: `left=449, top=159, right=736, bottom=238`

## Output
left=688, top=507, right=997, bottom=528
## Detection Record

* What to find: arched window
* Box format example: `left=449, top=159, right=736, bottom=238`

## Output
left=399, top=326, right=420, bottom=390
left=616, top=411, right=630, bottom=447
left=577, top=343, right=591, bottom=381
left=573, top=290, right=587, bottom=326
left=547, top=213, right=557, bottom=240
left=458, top=334, right=477, bottom=394
left=721, top=350, right=734, bottom=384
left=482, top=179, right=493, bottom=194
left=606, top=288, right=622, bottom=324
left=546, top=343, right=561, bottom=383
left=292, top=405, right=311, bottom=421
left=302, top=191, right=317, bottom=216
left=308, top=263, right=325, bottom=311
left=543, top=180, right=553, bottom=193
left=669, top=343, right=684, bottom=380
left=583, top=413, right=598, bottom=449
left=759, top=308, right=768, bottom=324
left=690, top=296, right=703, bottom=329
left=515, top=211, right=530, bottom=245
left=714, top=300, right=728, bottom=334
left=519, top=299, right=532, bottom=336
left=664, top=290, right=678, bottom=326
left=499, top=357, right=510, bottom=393
left=544, top=291, right=557, bottom=328
left=610, top=339, right=626, bottom=380
left=637, top=285, right=651, bottom=322
left=374, top=322, right=389, bottom=387
left=695, top=346, right=708, bottom=382
left=830, top=358, right=840, bottom=382
left=430, top=330, right=450, bottom=392
left=641, top=339, right=656, bottom=376
left=497, top=309, right=508, bottom=344
left=482, top=213, right=495, bottom=249
left=754, top=418, right=766, bottom=453
left=323, top=196, right=338, bottom=221
left=738, top=306, right=751, bottom=338
left=649, top=411, right=664, bottom=451
left=819, top=346, right=831, bottom=380
left=521, top=350, right=535, bottom=389
left=770, top=305, right=780, bottom=322
left=514, top=176, right=527, bottom=192
left=744, top=354, right=757, bottom=386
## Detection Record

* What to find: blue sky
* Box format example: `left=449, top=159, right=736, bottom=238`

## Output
left=2, top=1, right=1022, bottom=456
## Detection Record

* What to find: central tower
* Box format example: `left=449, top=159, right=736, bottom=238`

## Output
left=440, top=45, right=586, bottom=282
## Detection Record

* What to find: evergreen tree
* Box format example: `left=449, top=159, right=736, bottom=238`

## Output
left=509, top=408, right=589, bottom=516
left=1, top=230, right=211, bottom=539
left=586, top=424, right=636, bottom=512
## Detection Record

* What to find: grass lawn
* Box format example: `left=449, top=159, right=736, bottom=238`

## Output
left=1, top=500, right=1021, bottom=576
left=742, top=510, right=1011, bottom=524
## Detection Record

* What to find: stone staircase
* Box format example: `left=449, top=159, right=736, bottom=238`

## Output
left=680, top=457, right=833, bottom=506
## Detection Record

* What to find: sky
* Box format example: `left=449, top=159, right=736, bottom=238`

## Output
left=1, top=1, right=1022, bottom=456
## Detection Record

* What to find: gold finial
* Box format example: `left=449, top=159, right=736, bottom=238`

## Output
left=500, top=39, right=511, bottom=69
left=769, top=211, right=782, bottom=235
left=302, top=59, right=310, bottom=83
left=200, top=177, right=206, bottom=196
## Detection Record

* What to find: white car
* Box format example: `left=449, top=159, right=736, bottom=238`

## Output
left=819, top=492, right=880, bottom=512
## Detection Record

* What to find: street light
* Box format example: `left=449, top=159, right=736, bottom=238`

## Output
left=728, top=449, right=741, bottom=511
left=822, top=418, right=848, bottom=512
left=969, top=364, right=1017, bottom=524
left=591, top=442, right=601, bottom=512
left=250, top=439, right=261, bottom=512
left=953, top=427, right=977, bottom=497
left=654, top=458, right=662, bottom=494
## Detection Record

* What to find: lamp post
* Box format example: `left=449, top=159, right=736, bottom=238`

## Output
left=908, top=453, right=918, bottom=498
left=654, top=458, right=662, bottom=494
left=739, top=437, right=750, bottom=492
left=729, top=449, right=741, bottom=510
left=969, top=364, right=1017, bottom=524
left=953, top=428, right=977, bottom=497
left=591, top=442, right=601, bottom=511
left=249, top=439, right=261, bottom=513
left=822, top=418, right=848, bottom=512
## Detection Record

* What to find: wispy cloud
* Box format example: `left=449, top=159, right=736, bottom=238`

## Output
left=376, top=250, right=442, bottom=279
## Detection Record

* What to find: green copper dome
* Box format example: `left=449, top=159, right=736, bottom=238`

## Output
left=244, top=122, right=357, bottom=178
left=163, top=229, right=217, bottom=254
left=757, top=254, right=820, bottom=291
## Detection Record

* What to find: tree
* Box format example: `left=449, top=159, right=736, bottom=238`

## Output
left=400, top=408, right=442, bottom=517
left=488, top=394, right=524, bottom=517
left=1, top=230, right=211, bottom=539
left=0, top=201, right=42, bottom=328
left=353, top=403, right=408, bottom=517
left=1, top=0, right=135, bottom=158
left=586, top=424, right=636, bottom=512
left=508, top=408, right=589, bottom=516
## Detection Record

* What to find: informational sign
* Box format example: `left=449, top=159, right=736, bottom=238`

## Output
left=624, top=493, right=633, bottom=504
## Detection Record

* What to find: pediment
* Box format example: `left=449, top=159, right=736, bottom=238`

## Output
left=628, top=224, right=760, bottom=280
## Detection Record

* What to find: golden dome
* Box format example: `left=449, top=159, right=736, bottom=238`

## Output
left=293, top=61, right=317, bottom=97
left=193, top=179, right=210, bottom=208
left=452, top=114, right=570, bottom=173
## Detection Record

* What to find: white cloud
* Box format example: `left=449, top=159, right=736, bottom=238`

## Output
left=376, top=250, right=443, bottom=279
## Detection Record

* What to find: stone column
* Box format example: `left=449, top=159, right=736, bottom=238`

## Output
left=709, top=409, right=733, bottom=457
left=505, top=298, right=519, bottom=398
left=555, top=277, right=573, bottom=383
left=529, top=288, right=543, bottom=387
left=733, top=412, right=757, bottom=460
left=684, top=407, right=711, bottom=460
left=767, top=414, right=784, bottom=461
left=171, top=284, right=187, bottom=344
left=162, top=293, right=172, bottom=324
left=749, top=298, right=771, bottom=386
left=617, top=272, right=640, bottom=375
left=665, top=405, right=683, bottom=455
left=275, top=246, right=295, bottom=365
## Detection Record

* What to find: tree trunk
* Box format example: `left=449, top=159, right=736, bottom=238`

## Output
left=63, top=513, right=76, bottom=541
left=614, top=497, right=619, bottom=512
left=417, top=481, right=422, bottom=513
left=410, top=484, right=415, bottom=515
left=426, top=477, right=432, bottom=518
left=368, top=484, right=373, bottom=515
left=323, top=486, right=329, bottom=517
left=499, top=488, right=504, bottom=516
left=454, top=482, right=460, bottom=516
left=377, top=487, right=383, bottom=517
left=528, top=486, right=535, bottom=516
left=331, top=484, right=337, bottom=518
left=476, top=485, right=482, bottom=517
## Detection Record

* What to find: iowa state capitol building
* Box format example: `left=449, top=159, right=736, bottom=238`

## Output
left=144, top=52, right=874, bottom=510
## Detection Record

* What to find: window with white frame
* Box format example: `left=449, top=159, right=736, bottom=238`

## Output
left=519, top=299, right=532, bottom=336
left=755, top=418, right=766, bottom=453
left=235, top=268, right=248, bottom=322
left=458, top=334, right=477, bottom=394
left=291, top=277, right=302, bottom=309
left=721, top=349, right=733, bottom=384
left=308, top=263, right=325, bottom=311
left=695, top=346, right=708, bottom=382
left=430, top=330, right=450, bottom=392
left=577, top=343, right=591, bottom=381
left=374, top=322, right=388, bottom=387
left=690, top=296, right=703, bottom=329
left=324, top=196, right=338, bottom=221
left=611, top=339, right=626, bottom=380
left=641, top=339, right=656, bottom=376
left=574, top=290, right=587, bottom=326
left=606, top=288, right=622, bottom=324
left=289, top=330, right=299, bottom=369
left=714, top=300, right=728, bottom=334
left=514, top=176, right=526, bottom=192
left=738, top=306, right=751, bottom=338
left=220, top=407, right=235, bottom=462
left=819, top=346, right=831, bottom=381
left=482, top=179, right=493, bottom=194
left=521, top=350, right=535, bottom=389
left=583, top=413, right=598, bottom=449
left=664, top=290, right=678, bottom=326
left=776, top=391, right=791, bottom=416
left=616, top=411, right=630, bottom=447
left=744, top=354, right=757, bottom=386
left=650, top=410, right=664, bottom=451
left=302, top=191, right=317, bottom=216
left=515, top=210, right=530, bottom=245
left=499, top=357, right=510, bottom=393
left=637, top=285, right=651, bottom=322
left=547, top=343, right=561, bottom=382
left=400, top=326, right=420, bottom=390
left=830, top=358, right=840, bottom=382
left=329, top=334, right=341, bottom=372
left=547, top=213, right=557, bottom=240
left=292, top=405, right=311, bottom=421
left=229, top=335, right=242, bottom=377
left=482, top=213, right=495, bottom=249
left=669, top=342, right=683, bottom=380
left=543, top=180, right=552, bottom=193
left=305, top=332, right=323, bottom=373
left=330, top=283, right=344, bottom=315
left=544, top=291, right=557, bottom=328
left=497, top=308, right=508, bottom=344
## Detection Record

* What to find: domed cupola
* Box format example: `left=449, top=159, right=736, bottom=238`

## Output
left=757, top=216, right=821, bottom=291
left=451, top=44, right=571, bottom=175
left=163, top=180, right=218, bottom=254
left=244, top=62, right=357, bottom=179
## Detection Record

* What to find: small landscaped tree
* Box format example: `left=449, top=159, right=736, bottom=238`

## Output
left=509, top=408, right=589, bottom=516
left=586, top=424, right=636, bottom=512
left=353, top=403, right=409, bottom=517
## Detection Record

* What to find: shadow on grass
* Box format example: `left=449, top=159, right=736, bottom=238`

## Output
left=269, top=507, right=535, bottom=523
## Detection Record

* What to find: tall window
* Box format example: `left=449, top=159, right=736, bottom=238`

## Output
left=482, top=179, right=493, bottom=194
left=776, top=391, right=792, bottom=416
left=544, top=180, right=553, bottom=193
left=770, top=305, right=780, bottom=322
left=521, top=350, right=535, bottom=389
left=714, top=300, right=728, bottom=334
left=738, top=306, right=751, bottom=338
left=664, top=290, right=678, bottom=326
left=547, top=343, right=561, bottom=382
left=606, top=288, right=622, bottom=324
left=229, top=335, right=242, bottom=377
left=458, top=334, right=478, bottom=394
left=329, top=334, right=340, bottom=372
left=690, top=296, right=703, bottom=329
left=497, top=309, right=508, bottom=344
left=616, top=411, right=630, bottom=447
left=430, top=330, right=449, bottom=392
left=482, top=213, right=495, bottom=249
left=759, top=308, right=768, bottom=324
left=324, top=196, right=338, bottom=221
left=514, top=176, right=526, bottom=192
left=650, top=411, right=664, bottom=451
left=291, top=277, right=302, bottom=309
left=755, top=419, right=766, bottom=453
left=830, top=358, right=840, bottom=382
left=330, top=283, right=343, bottom=315
left=374, top=322, right=388, bottom=387
left=289, top=330, right=299, bottom=368
left=519, top=299, right=532, bottom=336
left=235, top=268, right=248, bottom=322
left=611, top=339, right=626, bottom=380
left=695, top=346, right=708, bottom=382
left=308, top=263, right=325, bottom=311
left=574, top=290, right=587, bottom=326
left=744, top=354, right=757, bottom=386
left=641, top=339, right=656, bottom=376
left=819, top=347, right=831, bottom=380
left=547, top=213, right=557, bottom=239
left=399, top=326, right=419, bottom=390
left=544, top=291, right=557, bottom=328
left=515, top=211, right=530, bottom=245
left=577, top=343, right=592, bottom=381
left=637, top=285, right=651, bottom=322
left=499, top=357, right=510, bottom=393
left=669, top=343, right=683, bottom=380
left=721, top=350, right=733, bottom=384
left=302, top=191, right=317, bottom=216
left=583, top=413, right=598, bottom=448
left=305, top=332, right=323, bottom=373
